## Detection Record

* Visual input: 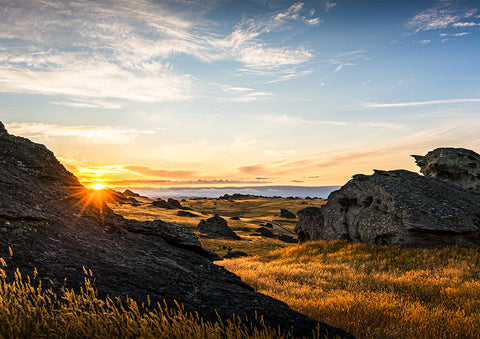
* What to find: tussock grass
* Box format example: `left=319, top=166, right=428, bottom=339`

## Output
left=0, top=265, right=320, bottom=339
left=220, top=241, right=480, bottom=339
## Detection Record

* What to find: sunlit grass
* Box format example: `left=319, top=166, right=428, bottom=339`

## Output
left=108, top=196, right=322, bottom=256
left=220, top=241, right=480, bottom=339
left=0, top=265, right=329, bottom=339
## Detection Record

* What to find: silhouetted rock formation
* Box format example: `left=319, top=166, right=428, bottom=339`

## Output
left=107, top=189, right=139, bottom=204
left=0, top=122, right=351, bottom=339
left=198, top=215, right=241, bottom=240
left=280, top=208, right=296, bottom=219
left=412, top=147, right=480, bottom=193
left=123, top=189, right=145, bottom=198
left=295, top=168, right=480, bottom=247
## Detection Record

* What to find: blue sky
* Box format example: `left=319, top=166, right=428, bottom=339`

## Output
left=1, top=0, right=479, bottom=187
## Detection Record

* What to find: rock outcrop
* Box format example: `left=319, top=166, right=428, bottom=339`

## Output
left=0, top=122, right=351, bottom=338
left=198, top=215, right=241, bottom=240
left=123, top=189, right=145, bottom=198
left=412, top=147, right=480, bottom=193
left=151, top=198, right=190, bottom=210
left=254, top=226, right=275, bottom=238
left=176, top=210, right=198, bottom=217
left=280, top=208, right=296, bottom=219
left=295, top=168, right=480, bottom=247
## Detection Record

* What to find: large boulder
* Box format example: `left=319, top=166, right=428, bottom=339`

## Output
left=198, top=215, right=241, bottom=240
left=295, top=169, right=480, bottom=247
left=0, top=122, right=351, bottom=338
left=412, top=147, right=480, bottom=193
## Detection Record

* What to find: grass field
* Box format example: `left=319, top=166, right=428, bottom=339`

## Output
left=109, top=196, right=324, bottom=256
left=220, top=241, right=480, bottom=339
left=109, top=195, right=480, bottom=338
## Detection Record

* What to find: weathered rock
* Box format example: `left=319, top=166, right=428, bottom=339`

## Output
left=295, top=207, right=324, bottom=241
left=295, top=169, right=480, bottom=247
left=176, top=210, right=198, bottom=217
left=0, top=122, right=352, bottom=339
left=198, top=215, right=241, bottom=240
left=280, top=208, right=296, bottom=219
left=224, top=250, right=248, bottom=259
left=151, top=198, right=179, bottom=209
left=412, top=147, right=480, bottom=193
left=255, top=226, right=275, bottom=238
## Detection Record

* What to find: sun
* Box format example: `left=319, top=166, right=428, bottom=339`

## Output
left=90, top=183, right=107, bottom=190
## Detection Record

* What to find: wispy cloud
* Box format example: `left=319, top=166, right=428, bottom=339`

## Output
left=453, top=22, right=480, bottom=27
left=0, top=1, right=319, bottom=105
left=329, top=50, right=365, bottom=73
left=408, top=2, right=479, bottom=33
left=5, top=122, right=153, bottom=144
left=210, top=82, right=275, bottom=102
left=439, top=32, right=470, bottom=37
left=227, top=2, right=319, bottom=78
left=122, top=165, right=197, bottom=178
left=362, top=98, right=480, bottom=108
left=237, top=150, right=383, bottom=176
left=49, top=99, right=123, bottom=110
left=323, top=1, right=337, bottom=12
left=258, top=114, right=407, bottom=130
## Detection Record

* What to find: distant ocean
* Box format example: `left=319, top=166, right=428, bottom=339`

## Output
left=113, top=186, right=341, bottom=199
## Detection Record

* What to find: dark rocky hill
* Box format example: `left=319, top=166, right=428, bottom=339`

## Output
left=0, top=122, right=351, bottom=338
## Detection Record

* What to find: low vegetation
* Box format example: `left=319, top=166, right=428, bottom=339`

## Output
left=110, top=196, right=324, bottom=256
left=220, top=241, right=480, bottom=339
left=0, top=264, right=323, bottom=338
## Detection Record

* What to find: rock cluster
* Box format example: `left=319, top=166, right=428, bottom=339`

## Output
left=0, top=122, right=350, bottom=338
left=198, top=215, right=241, bottom=240
left=151, top=198, right=190, bottom=210
left=295, top=148, right=480, bottom=247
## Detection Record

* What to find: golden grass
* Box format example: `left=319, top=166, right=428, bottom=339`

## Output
left=0, top=264, right=329, bottom=339
left=109, top=196, right=321, bottom=257
left=220, top=241, right=480, bottom=339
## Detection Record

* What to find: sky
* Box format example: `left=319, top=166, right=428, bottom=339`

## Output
left=1, top=0, right=480, bottom=188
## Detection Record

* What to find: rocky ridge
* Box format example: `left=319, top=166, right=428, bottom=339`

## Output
left=295, top=148, right=480, bottom=247
left=0, top=122, right=351, bottom=338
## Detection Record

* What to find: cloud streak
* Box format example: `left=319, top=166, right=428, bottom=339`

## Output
left=5, top=122, right=153, bottom=144
left=362, top=98, right=480, bottom=108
